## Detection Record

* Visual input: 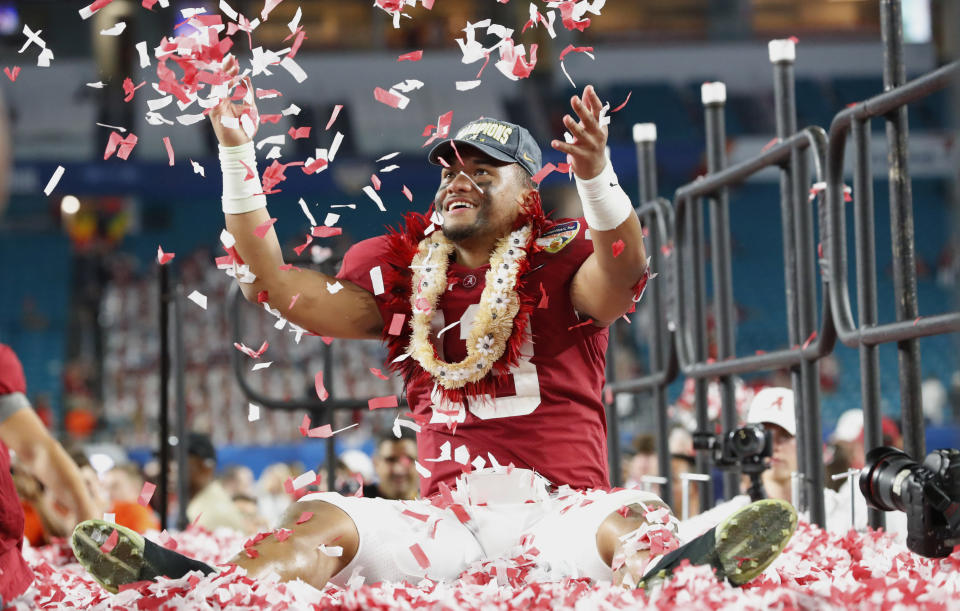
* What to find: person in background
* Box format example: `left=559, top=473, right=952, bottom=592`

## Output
left=830, top=409, right=868, bottom=472
left=624, top=433, right=658, bottom=489
left=256, top=462, right=295, bottom=521
left=921, top=377, right=947, bottom=426
left=219, top=464, right=256, bottom=500
left=362, top=432, right=419, bottom=501
left=336, top=450, right=376, bottom=496
left=183, top=432, right=259, bottom=534
left=0, top=343, right=100, bottom=603
left=745, top=387, right=798, bottom=504
left=679, top=389, right=907, bottom=542
left=11, top=457, right=74, bottom=546
left=824, top=408, right=904, bottom=490
left=667, top=425, right=700, bottom=517
left=232, top=494, right=269, bottom=533
left=103, top=463, right=160, bottom=534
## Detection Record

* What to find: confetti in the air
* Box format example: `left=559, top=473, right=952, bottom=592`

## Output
left=43, top=166, right=65, bottom=196
left=157, top=246, right=175, bottom=265
left=187, top=290, right=208, bottom=309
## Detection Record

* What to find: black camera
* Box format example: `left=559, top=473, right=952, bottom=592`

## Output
left=860, top=447, right=960, bottom=558
left=694, top=424, right=773, bottom=501
left=695, top=424, right=773, bottom=472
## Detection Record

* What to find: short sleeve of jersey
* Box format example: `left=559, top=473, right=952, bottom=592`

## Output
left=335, top=235, right=397, bottom=330
left=0, top=344, right=28, bottom=424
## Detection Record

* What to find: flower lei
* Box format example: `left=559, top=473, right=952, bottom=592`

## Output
left=407, top=225, right=532, bottom=389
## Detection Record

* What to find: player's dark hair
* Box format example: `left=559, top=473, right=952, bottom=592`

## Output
left=519, top=166, right=537, bottom=191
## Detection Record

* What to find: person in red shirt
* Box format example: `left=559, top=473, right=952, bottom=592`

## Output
left=72, top=57, right=795, bottom=593
left=0, top=344, right=101, bottom=605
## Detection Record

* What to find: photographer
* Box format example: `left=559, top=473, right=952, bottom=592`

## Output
left=679, top=388, right=906, bottom=543
left=679, top=388, right=793, bottom=540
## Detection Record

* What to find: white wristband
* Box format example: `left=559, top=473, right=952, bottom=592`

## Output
left=219, top=141, right=268, bottom=215
left=574, top=161, right=633, bottom=231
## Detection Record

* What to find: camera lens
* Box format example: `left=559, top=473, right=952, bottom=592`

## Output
left=731, top=426, right=765, bottom=457
left=859, top=446, right=917, bottom=512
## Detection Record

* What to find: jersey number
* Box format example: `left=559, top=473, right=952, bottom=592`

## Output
left=467, top=336, right=541, bottom=419
left=429, top=305, right=542, bottom=421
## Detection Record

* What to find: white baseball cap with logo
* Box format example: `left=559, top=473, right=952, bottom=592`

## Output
left=746, top=387, right=796, bottom=437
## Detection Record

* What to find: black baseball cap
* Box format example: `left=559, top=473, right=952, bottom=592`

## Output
left=185, top=432, right=216, bottom=462
left=428, top=117, right=541, bottom=177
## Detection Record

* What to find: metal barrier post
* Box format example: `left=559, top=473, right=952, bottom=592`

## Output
left=172, top=284, right=190, bottom=530
left=157, top=263, right=171, bottom=531
left=769, top=39, right=808, bottom=512
left=702, top=82, right=739, bottom=500
left=688, top=187, right=714, bottom=510
left=851, top=118, right=885, bottom=529
left=634, top=123, right=672, bottom=507
left=881, top=0, right=925, bottom=459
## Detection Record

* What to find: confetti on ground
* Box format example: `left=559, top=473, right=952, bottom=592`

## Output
left=17, top=520, right=960, bottom=610
left=4, top=66, right=20, bottom=81
left=248, top=402, right=260, bottom=421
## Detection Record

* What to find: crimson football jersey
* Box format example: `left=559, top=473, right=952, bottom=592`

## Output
left=338, top=218, right=610, bottom=497
left=0, top=344, right=34, bottom=602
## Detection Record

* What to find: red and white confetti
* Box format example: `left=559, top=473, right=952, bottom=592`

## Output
left=13, top=519, right=960, bottom=610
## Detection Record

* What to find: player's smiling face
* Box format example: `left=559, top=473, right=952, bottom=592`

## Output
left=434, top=149, right=529, bottom=245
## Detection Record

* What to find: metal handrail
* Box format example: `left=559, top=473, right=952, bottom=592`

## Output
left=672, top=127, right=832, bottom=375
left=825, top=60, right=960, bottom=349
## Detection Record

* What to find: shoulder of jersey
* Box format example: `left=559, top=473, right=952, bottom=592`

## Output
left=535, top=220, right=581, bottom=254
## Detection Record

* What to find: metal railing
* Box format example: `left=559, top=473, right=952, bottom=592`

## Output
left=825, top=57, right=960, bottom=528
left=607, top=1, right=957, bottom=527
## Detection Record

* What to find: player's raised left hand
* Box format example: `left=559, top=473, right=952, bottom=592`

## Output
left=550, top=84, right=608, bottom=181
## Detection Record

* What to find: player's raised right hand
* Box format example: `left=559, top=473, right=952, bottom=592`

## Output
left=209, top=54, right=260, bottom=147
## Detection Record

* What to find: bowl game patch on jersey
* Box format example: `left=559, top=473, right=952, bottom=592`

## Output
left=536, top=221, right=580, bottom=253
